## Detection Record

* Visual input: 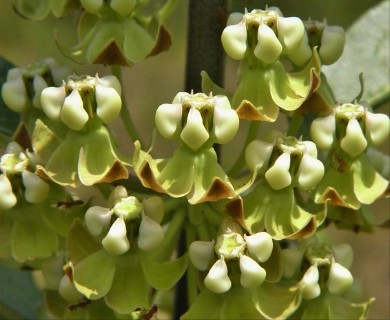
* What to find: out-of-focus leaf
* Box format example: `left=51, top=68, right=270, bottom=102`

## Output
left=323, top=1, right=390, bottom=107
left=0, top=56, right=20, bottom=145
left=0, top=265, right=43, bottom=320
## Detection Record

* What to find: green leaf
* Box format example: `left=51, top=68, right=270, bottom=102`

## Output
left=73, top=249, right=116, bottom=300
left=105, top=252, right=149, bottom=314
left=140, top=252, right=188, bottom=290
left=323, top=1, right=390, bottom=106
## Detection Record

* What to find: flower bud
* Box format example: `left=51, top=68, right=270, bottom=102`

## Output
left=254, top=23, right=282, bottom=64
left=0, top=174, right=17, bottom=210
left=365, top=112, right=390, bottom=146
left=189, top=240, right=215, bottom=271
left=110, top=0, right=136, bottom=16
left=95, top=82, right=122, bottom=124
left=310, top=114, right=336, bottom=149
left=239, top=254, right=266, bottom=288
left=296, top=154, right=324, bottom=190
left=41, top=86, right=66, bottom=121
left=319, top=25, right=345, bottom=65
left=277, top=17, right=305, bottom=52
left=212, top=96, right=239, bottom=144
left=204, top=258, right=231, bottom=293
left=102, top=217, right=130, bottom=255
left=340, top=118, right=367, bottom=157
left=327, top=260, right=353, bottom=295
left=221, top=22, right=248, bottom=60
left=85, top=206, right=113, bottom=236
left=1, top=77, right=29, bottom=112
left=137, top=213, right=164, bottom=252
left=244, top=232, right=273, bottom=262
left=180, top=107, right=209, bottom=150
left=143, top=196, right=164, bottom=224
left=301, top=265, right=321, bottom=300
left=22, top=170, right=50, bottom=203
left=265, top=153, right=292, bottom=190
left=59, top=275, right=84, bottom=302
left=155, top=103, right=182, bottom=139
left=245, top=140, right=274, bottom=172
left=80, top=0, right=103, bottom=14
left=61, top=89, right=89, bottom=131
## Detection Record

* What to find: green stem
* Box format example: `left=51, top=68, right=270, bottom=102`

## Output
left=159, top=0, right=180, bottom=22
left=228, top=121, right=260, bottom=176
left=111, top=65, right=142, bottom=144
left=287, top=113, right=304, bottom=137
left=185, top=224, right=199, bottom=305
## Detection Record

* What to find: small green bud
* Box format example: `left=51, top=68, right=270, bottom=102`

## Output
left=310, top=114, right=336, bottom=150
left=102, top=217, right=130, bottom=255
left=137, top=213, right=164, bottom=252
left=301, top=265, right=321, bottom=300
left=180, top=107, right=210, bottom=150
left=61, top=88, right=89, bottom=131
left=277, top=17, right=305, bottom=52
left=221, top=22, right=248, bottom=60
left=244, top=232, right=273, bottom=262
left=365, top=112, right=390, bottom=147
left=265, top=153, right=292, bottom=190
left=319, top=25, right=345, bottom=65
left=254, top=23, right=283, bottom=64
left=189, top=240, right=215, bottom=271
left=340, top=118, right=367, bottom=157
left=239, top=254, right=266, bottom=288
left=1, top=77, right=29, bottom=112
left=85, top=206, right=113, bottom=236
left=110, top=0, right=136, bottom=16
left=327, top=259, right=353, bottom=295
left=204, top=258, right=231, bottom=293
left=41, top=85, right=66, bottom=121
left=0, top=174, right=17, bottom=210
left=22, top=170, right=50, bottom=203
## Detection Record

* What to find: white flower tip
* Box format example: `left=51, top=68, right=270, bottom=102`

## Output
left=265, top=153, right=292, bottom=190
left=143, top=196, right=164, bottom=224
left=155, top=103, right=182, bottom=139
left=277, top=17, right=305, bottom=52
left=102, top=218, right=130, bottom=256
left=180, top=108, right=209, bottom=150
left=213, top=105, right=239, bottom=144
left=239, top=254, right=266, bottom=288
left=110, top=0, right=136, bottom=16
left=22, top=171, right=50, bottom=204
left=204, top=258, right=231, bottom=293
left=41, top=86, right=66, bottom=121
left=0, top=174, right=17, bottom=210
left=85, top=206, right=112, bottom=236
left=1, top=77, right=28, bottom=112
left=310, top=114, right=336, bottom=149
left=254, top=23, right=282, bottom=64
left=365, top=112, right=390, bottom=146
left=244, top=232, right=273, bottom=262
left=296, top=154, right=325, bottom=190
left=221, top=22, right=248, bottom=60
left=95, top=84, right=122, bottom=124
left=340, top=118, right=367, bottom=157
left=327, top=261, right=353, bottom=295
left=61, top=89, right=89, bottom=131
left=319, top=25, right=345, bottom=65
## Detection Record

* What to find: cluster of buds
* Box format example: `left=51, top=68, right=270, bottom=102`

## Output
left=310, top=103, right=390, bottom=158
left=245, top=134, right=324, bottom=190
left=282, top=243, right=354, bottom=299
left=1, top=58, right=71, bottom=112
left=40, top=74, right=122, bottom=131
left=189, top=218, right=273, bottom=293
left=287, top=20, right=345, bottom=66
left=221, top=7, right=305, bottom=64
left=80, top=0, right=137, bottom=16
left=155, top=92, right=239, bottom=150
left=85, top=186, right=164, bottom=255
left=0, top=142, right=50, bottom=210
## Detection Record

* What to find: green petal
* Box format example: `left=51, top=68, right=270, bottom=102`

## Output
left=253, top=282, right=301, bottom=319
left=352, top=155, right=389, bottom=205
left=11, top=207, right=58, bottom=262
left=73, top=249, right=116, bottom=300
left=188, top=148, right=236, bottom=204
left=140, top=252, right=188, bottom=290
left=105, top=252, right=149, bottom=314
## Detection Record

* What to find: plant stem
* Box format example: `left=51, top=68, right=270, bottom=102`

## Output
left=111, top=65, right=142, bottom=144
left=174, top=1, right=227, bottom=318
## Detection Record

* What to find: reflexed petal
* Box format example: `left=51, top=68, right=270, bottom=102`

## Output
left=254, top=23, right=282, bottom=64
left=340, top=118, right=367, bottom=157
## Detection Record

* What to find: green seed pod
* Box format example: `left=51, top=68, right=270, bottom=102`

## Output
left=0, top=174, right=17, bottom=210
left=102, top=217, right=130, bottom=255
left=239, top=254, right=266, bottom=288
left=204, top=258, right=231, bottom=293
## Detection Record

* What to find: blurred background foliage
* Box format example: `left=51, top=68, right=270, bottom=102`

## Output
left=0, top=0, right=388, bottom=319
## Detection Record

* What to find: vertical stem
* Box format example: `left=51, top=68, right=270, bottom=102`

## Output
left=174, top=1, right=227, bottom=319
